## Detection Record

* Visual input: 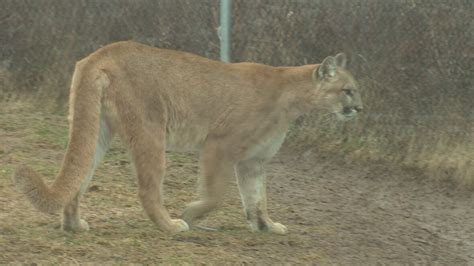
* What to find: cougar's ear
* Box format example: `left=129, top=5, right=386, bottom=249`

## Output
left=335, top=53, right=347, bottom=68
left=317, top=56, right=337, bottom=79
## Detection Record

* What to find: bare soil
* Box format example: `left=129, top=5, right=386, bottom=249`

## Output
left=1, top=102, right=473, bottom=265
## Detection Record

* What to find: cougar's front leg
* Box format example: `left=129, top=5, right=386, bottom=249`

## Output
left=236, top=159, right=287, bottom=234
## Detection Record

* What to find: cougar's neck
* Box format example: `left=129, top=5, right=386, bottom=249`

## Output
left=276, top=64, right=318, bottom=121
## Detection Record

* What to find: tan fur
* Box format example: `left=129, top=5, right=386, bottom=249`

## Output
left=14, top=41, right=362, bottom=234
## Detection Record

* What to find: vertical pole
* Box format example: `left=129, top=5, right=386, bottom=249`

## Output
left=220, top=0, right=232, bottom=62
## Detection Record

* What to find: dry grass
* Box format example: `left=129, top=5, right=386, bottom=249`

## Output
left=2, top=103, right=474, bottom=264
left=0, top=102, right=305, bottom=264
left=288, top=109, right=474, bottom=189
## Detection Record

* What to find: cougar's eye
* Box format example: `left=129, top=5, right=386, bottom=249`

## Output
left=342, top=89, right=353, bottom=96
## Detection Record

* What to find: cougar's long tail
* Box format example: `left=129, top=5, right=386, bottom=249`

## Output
left=14, top=64, right=109, bottom=214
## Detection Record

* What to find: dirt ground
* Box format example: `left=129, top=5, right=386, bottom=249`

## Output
left=1, top=102, right=474, bottom=265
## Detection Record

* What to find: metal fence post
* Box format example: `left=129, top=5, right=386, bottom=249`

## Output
left=219, top=0, right=232, bottom=62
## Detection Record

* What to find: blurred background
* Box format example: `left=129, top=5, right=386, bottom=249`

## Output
left=1, top=0, right=473, bottom=187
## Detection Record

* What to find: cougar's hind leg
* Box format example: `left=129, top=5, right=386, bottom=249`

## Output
left=236, top=159, right=288, bottom=234
left=120, top=118, right=188, bottom=233
left=182, top=139, right=235, bottom=226
left=62, top=114, right=114, bottom=232
left=132, top=131, right=189, bottom=233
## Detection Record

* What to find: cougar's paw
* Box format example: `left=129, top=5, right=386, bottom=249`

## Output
left=170, top=219, right=190, bottom=233
left=62, top=219, right=90, bottom=232
left=79, top=219, right=90, bottom=231
left=268, top=222, right=288, bottom=235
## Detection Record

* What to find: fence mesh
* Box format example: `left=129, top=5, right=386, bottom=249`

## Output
left=1, top=0, right=473, bottom=186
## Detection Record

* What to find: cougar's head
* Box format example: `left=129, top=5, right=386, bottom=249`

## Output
left=312, top=53, right=363, bottom=121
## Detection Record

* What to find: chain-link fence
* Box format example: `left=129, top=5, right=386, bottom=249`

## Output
left=1, top=0, right=473, bottom=186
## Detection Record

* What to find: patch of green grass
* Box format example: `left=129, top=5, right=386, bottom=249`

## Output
left=162, top=255, right=196, bottom=265
left=35, top=124, right=69, bottom=149
left=0, top=164, right=14, bottom=177
left=0, top=225, right=17, bottom=235
left=167, top=152, right=196, bottom=165
left=33, top=163, right=60, bottom=178
left=0, top=121, right=23, bottom=132
left=104, top=142, right=129, bottom=162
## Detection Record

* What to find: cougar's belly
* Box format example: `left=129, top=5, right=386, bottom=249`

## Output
left=249, top=132, right=287, bottom=160
left=165, top=125, right=208, bottom=152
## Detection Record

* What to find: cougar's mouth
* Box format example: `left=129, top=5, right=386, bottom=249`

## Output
left=335, top=106, right=361, bottom=121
